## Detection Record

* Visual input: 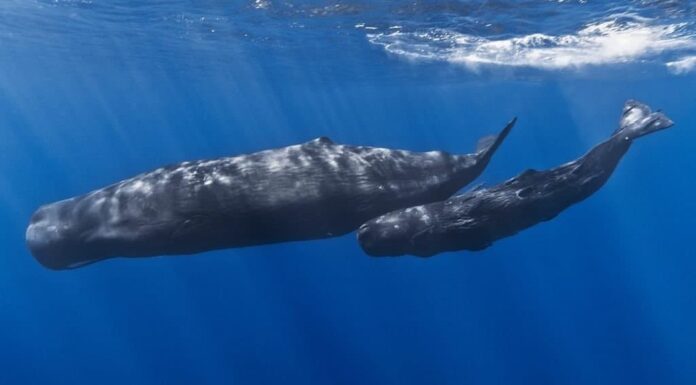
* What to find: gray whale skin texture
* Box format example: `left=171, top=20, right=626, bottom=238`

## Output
left=358, top=100, right=674, bottom=257
left=26, top=120, right=514, bottom=269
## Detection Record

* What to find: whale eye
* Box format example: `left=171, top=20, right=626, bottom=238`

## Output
left=171, top=215, right=208, bottom=239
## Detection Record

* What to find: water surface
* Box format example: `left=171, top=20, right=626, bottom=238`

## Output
left=1, top=1, right=696, bottom=384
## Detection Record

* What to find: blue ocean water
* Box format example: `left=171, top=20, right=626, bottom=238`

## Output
left=2, top=0, right=696, bottom=384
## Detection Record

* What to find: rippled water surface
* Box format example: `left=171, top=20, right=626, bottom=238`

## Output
left=4, top=0, right=696, bottom=72
left=1, top=1, right=696, bottom=385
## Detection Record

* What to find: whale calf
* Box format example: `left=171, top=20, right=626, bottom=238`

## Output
left=26, top=119, right=515, bottom=269
left=358, top=101, right=673, bottom=257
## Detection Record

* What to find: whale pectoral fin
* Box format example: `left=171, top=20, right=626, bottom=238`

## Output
left=475, top=117, right=516, bottom=157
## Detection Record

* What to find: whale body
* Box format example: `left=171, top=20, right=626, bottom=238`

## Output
left=358, top=101, right=673, bottom=257
left=27, top=119, right=515, bottom=269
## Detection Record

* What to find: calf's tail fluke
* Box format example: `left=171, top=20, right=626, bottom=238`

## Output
left=616, top=100, right=674, bottom=140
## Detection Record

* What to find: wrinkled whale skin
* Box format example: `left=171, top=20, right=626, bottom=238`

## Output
left=358, top=101, right=673, bottom=257
left=27, top=120, right=514, bottom=269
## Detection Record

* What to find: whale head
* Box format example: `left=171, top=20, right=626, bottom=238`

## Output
left=357, top=206, right=438, bottom=257
left=25, top=199, right=109, bottom=270
left=26, top=189, right=219, bottom=270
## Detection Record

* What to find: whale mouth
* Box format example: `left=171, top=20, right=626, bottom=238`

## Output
left=26, top=206, right=66, bottom=269
left=26, top=225, right=108, bottom=270
left=25, top=202, right=105, bottom=270
left=26, top=218, right=74, bottom=270
left=26, top=226, right=73, bottom=270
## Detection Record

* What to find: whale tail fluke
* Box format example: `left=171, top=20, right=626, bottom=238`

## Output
left=475, top=117, right=517, bottom=158
left=615, top=100, right=673, bottom=140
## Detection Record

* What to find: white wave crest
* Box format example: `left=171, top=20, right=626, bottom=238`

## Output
left=666, top=55, right=696, bottom=74
left=366, top=17, right=696, bottom=70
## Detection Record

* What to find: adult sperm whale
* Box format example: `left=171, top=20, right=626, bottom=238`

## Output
left=358, top=101, right=673, bottom=257
left=26, top=119, right=515, bottom=269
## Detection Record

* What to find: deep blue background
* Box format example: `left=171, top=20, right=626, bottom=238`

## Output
left=1, top=1, right=696, bottom=384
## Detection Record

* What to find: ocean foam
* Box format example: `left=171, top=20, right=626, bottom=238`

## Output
left=666, top=55, right=696, bottom=74
left=366, top=16, right=696, bottom=71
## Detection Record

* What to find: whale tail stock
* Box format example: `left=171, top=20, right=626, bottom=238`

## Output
left=615, top=100, right=674, bottom=140
left=475, top=117, right=517, bottom=159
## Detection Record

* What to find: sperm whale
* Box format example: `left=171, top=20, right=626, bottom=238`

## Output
left=358, top=100, right=673, bottom=257
left=26, top=119, right=515, bottom=269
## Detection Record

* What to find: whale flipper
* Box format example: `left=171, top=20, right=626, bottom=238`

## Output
left=616, top=100, right=673, bottom=140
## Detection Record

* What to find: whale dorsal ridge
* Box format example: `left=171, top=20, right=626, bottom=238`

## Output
left=309, top=136, right=334, bottom=146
